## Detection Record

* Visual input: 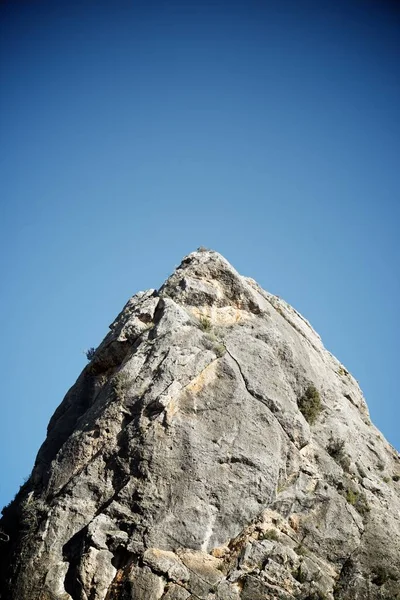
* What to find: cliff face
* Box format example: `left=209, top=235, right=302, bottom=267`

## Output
left=1, top=249, right=400, bottom=600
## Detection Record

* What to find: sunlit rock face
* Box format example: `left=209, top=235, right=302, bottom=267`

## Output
left=1, top=248, right=400, bottom=600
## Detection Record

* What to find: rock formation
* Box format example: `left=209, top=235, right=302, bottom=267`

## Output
left=1, top=248, right=399, bottom=600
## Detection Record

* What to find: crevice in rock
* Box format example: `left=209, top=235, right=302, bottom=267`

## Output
left=224, top=348, right=272, bottom=409
left=225, top=346, right=299, bottom=448
left=172, top=557, right=218, bottom=599
left=63, top=528, right=88, bottom=600
left=332, top=523, right=367, bottom=599
left=87, top=340, right=131, bottom=377
left=111, top=546, right=134, bottom=571
left=343, top=501, right=364, bottom=536
left=47, top=443, right=113, bottom=502
left=140, top=559, right=196, bottom=598
left=104, top=558, right=136, bottom=600
left=218, top=455, right=264, bottom=474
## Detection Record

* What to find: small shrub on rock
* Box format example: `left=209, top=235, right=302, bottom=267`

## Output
left=345, top=487, right=370, bottom=516
left=199, top=316, right=212, bottom=332
left=112, top=371, right=132, bottom=400
left=20, top=497, right=48, bottom=542
left=214, top=343, right=226, bottom=358
left=293, top=565, right=308, bottom=584
left=298, top=385, right=322, bottom=425
left=327, top=437, right=351, bottom=472
left=295, top=544, right=309, bottom=556
left=85, top=347, right=96, bottom=361
left=260, top=529, right=279, bottom=541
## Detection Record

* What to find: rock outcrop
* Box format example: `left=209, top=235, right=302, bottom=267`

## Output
left=1, top=248, right=400, bottom=600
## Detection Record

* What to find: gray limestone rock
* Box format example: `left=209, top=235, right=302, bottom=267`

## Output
left=1, top=249, right=399, bottom=600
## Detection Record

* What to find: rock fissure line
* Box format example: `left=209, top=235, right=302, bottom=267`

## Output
left=225, top=346, right=297, bottom=446
left=177, top=561, right=218, bottom=595
left=343, top=501, right=364, bottom=536
left=47, top=446, right=112, bottom=502
left=144, top=560, right=205, bottom=600
left=224, top=347, right=272, bottom=409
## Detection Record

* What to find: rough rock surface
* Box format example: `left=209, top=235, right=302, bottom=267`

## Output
left=1, top=248, right=400, bottom=600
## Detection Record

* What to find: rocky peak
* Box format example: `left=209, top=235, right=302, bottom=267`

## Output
left=1, top=249, right=399, bottom=600
left=161, top=247, right=264, bottom=313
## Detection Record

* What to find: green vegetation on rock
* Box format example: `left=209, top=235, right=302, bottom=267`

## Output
left=298, top=385, right=322, bottom=425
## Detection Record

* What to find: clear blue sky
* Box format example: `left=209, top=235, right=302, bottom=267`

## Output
left=1, top=0, right=399, bottom=509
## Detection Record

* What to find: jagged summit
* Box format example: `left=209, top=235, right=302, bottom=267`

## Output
left=161, top=247, right=269, bottom=317
left=1, top=251, right=400, bottom=600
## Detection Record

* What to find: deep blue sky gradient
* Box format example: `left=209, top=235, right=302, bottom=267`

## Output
left=1, top=0, right=399, bottom=509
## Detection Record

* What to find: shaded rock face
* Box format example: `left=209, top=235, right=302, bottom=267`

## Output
left=1, top=248, right=400, bottom=600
